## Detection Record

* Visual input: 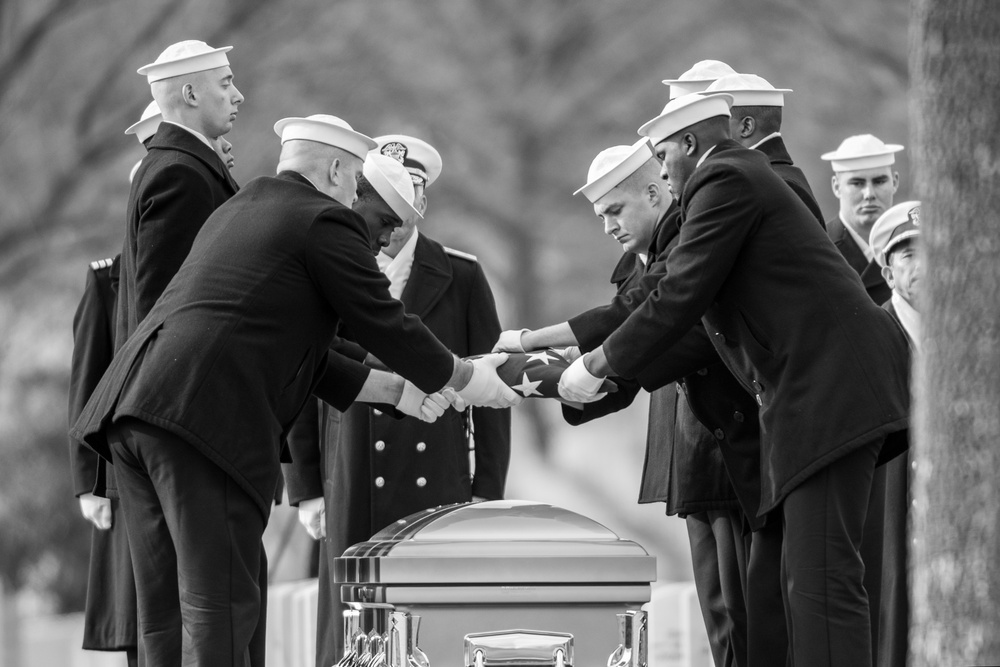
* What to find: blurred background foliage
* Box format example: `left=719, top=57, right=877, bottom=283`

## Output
left=0, top=0, right=909, bottom=612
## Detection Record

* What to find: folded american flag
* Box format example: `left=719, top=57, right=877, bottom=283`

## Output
left=476, top=349, right=617, bottom=399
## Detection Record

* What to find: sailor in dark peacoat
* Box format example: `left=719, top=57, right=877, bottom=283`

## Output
left=116, top=122, right=237, bottom=348
left=67, top=256, right=137, bottom=663
left=70, top=170, right=461, bottom=665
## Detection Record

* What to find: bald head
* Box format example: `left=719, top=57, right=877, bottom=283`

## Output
left=150, top=66, right=243, bottom=140
left=276, top=140, right=363, bottom=208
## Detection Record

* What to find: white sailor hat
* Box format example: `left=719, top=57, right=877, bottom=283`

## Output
left=363, top=153, right=423, bottom=221
left=702, top=73, right=791, bottom=107
left=124, top=101, right=162, bottom=144
left=374, top=135, right=443, bottom=187
left=137, top=40, right=233, bottom=84
left=273, top=114, right=377, bottom=160
left=573, top=139, right=654, bottom=203
left=869, top=200, right=920, bottom=268
left=662, top=60, right=738, bottom=99
left=821, top=134, right=904, bottom=172
left=638, top=92, right=734, bottom=145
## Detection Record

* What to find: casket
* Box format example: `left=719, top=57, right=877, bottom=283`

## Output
left=333, top=499, right=655, bottom=666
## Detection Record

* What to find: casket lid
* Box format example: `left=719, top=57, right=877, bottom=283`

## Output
left=335, top=500, right=656, bottom=585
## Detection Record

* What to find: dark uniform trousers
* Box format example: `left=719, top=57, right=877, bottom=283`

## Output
left=827, top=215, right=896, bottom=667
left=108, top=418, right=266, bottom=667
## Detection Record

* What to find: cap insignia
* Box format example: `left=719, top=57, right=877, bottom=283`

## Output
left=908, top=206, right=920, bottom=226
left=381, top=142, right=408, bottom=164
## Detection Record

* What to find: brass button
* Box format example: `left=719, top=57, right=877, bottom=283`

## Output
left=416, top=477, right=427, bottom=487
left=374, top=440, right=386, bottom=452
left=375, top=476, right=385, bottom=488
left=416, top=442, right=427, bottom=452
left=713, top=428, right=725, bottom=440
left=697, top=368, right=709, bottom=376
left=751, top=380, right=763, bottom=392
left=733, top=411, right=744, bottom=423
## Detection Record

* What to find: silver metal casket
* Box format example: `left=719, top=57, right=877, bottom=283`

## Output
left=333, top=499, right=655, bottom=666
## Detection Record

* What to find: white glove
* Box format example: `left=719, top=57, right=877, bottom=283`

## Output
left=557, top=355, right=606, bottom=403
left=491, top=329, right=529, bottom=353
left=79, top=493, right=112, bottom=530
left=297, top=496, right=326, bottom=540
left=456, top=353, right=524, bottom=408
left=560, top=346, right=582, bottom=363
left=396, top=380, right=449, bottom=423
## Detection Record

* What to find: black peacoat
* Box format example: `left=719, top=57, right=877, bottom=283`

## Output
left=565, top=211, right=742, bottom=516
left=67, top=256, right=137, bottom=652
left=755, top=134, right=825, bottom=228
left=285, top=233, right=511, bottom=531
left=602, top=140, right=910, bottom=516
left=70, top=171, right=458, bottom=516
left=827, top=215, right=893, bottom=306
left=116, top=122, right=237, bottom=348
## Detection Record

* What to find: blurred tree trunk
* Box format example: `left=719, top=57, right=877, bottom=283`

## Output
left=909, top=1, right=1000, bottom=664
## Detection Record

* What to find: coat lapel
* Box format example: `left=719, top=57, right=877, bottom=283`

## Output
left=400, top=235, right=453, bottom=318
left=148, top=123, right=238, bottom=194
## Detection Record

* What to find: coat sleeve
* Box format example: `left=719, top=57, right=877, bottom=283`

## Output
left=67, top=268, right=114, bottom=496
left=282, top=397, right=323, bottom=506
left=133, top=162, right=218, bottom=321
left=462, top=263, right=511, bottom=499
left=604, top=165, right=761, bottom=379
left=304, top=209, right=456, bottom=393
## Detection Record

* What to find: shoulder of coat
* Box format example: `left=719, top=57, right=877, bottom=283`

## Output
left=89, top=257, right=115, bottom=271
left=443, top=246, right=477, bottom=262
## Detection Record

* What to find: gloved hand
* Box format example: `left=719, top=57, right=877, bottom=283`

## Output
left=456, top=353, right=524, bottom=408
left=560, top=346, right=582, bottom=363
left=557, top=355, right=607, bottom=403
left=396, top=380, right=450, bottom=423
left=491, top=329, right=529, bottom=353
left=297, top=496, right=326, bottom=540
left=79, top=492, right=112, bottom=530
left=440, top=387, right=468, bottom=412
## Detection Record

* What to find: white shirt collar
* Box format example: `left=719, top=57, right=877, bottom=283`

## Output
left=891, top=291, right=920, bottom=352
left=840, top=215, right=875, bottom=262
left=748, top=132, right=782, bottom=150
left=377, top=229, right=419, bottom=300
left=637, top=253, right=648, bottom=266
left=696, top=144, right=719, bottom=169
left=162, top=120, right=215, bottom=151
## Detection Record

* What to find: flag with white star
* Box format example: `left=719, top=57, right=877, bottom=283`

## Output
left=473, top=349, right=617, bottom=399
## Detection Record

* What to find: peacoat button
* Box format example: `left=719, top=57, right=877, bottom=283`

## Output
left=733, top=411, right=744, bottom=423
left=751, top=380, right=763, bottom=392
left=374, top=440, right=385, bottom=452
left=697, top=368, right=709, bottom=376
left=375, top=476, right=385, bottom=488
left=714, top=332, right=727, bottom=344
left=416, top=477, right=427, bottom=487
left=713, top=428, right=725, bottom=440
left=373, top=409, right=383, bottom=417
left=416, top=442, right=426, bottom=452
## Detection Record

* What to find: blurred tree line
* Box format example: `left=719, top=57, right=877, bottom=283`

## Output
left=0, top=0, right=908, bottom=610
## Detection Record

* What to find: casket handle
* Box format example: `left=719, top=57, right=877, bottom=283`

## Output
left=464, top=629, right=573, bottom=667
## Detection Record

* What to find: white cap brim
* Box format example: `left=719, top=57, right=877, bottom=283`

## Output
left=138, top=46, right=233, bottom=84
left=364, top=157, right=423, bottom=221
left=274, top=117, right=377, bottom=160
left=638, top=93, right=734, bottom=145
left=124, top=115, right=163, bottom=143
left=821, top=145, right=904, bottom=172
left=573, top=139, right=653, bottom=202
left=705, top=88, right=792, bottom=107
